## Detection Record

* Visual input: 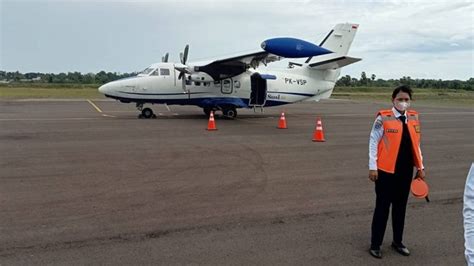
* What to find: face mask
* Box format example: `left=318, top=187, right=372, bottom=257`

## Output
left=394, top=101, right=410, bottom=111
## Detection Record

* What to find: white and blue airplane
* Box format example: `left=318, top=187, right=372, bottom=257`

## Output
left=98, top=23, right=361, bottom=119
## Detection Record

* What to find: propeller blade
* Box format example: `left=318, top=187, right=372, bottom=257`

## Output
left=177, top=44, right=190, bottom=93
left=182, top=75, right=186, bottom=92
left=182, top=45, right=189, bottom=65
left=162, top=53, right=169, bottom=63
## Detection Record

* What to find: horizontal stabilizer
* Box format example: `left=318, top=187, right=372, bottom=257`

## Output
left=308, top=56, right=361, bottom=70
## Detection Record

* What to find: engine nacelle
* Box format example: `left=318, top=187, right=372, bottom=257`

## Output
left=261, top=37, right=332, bottom=58
left=189, top=73, right=214, bottom=82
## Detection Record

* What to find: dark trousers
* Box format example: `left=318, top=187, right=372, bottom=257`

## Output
left=370, top=169, right=413, bottom=249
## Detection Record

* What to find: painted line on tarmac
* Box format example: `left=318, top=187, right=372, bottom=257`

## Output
left=86, top=99, right=103, bottom=113
left=107, top=111, right=136, bottom=113
left=422, top=111, right=474, bottom=115
left=294, top=111, right=473, bottom=119
left=86, top=99, right=116, bottom=117
left=0, top=118, right=103, bottom=121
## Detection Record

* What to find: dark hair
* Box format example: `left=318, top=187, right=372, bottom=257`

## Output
left=392, top=85, right=413, bottom=100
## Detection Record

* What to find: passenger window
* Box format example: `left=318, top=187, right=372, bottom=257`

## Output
left=203, top=82, right=210, bottom=86
left=222, top=79, right=232, bottom=94
left=195, top=81, right=201, bottom=86
left=185, top=80, right=192, bottom=85
left=151, top=69, right=160, bottom=76
left=160, top=68, right=170, bottom=76
left=234, top=80, right=241, bottom=88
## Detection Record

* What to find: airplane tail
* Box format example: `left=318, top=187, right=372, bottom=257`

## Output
left=319, top=23, right=359, bottom=56
left=305, top=23, right=360, bottom=67
left=302, top=23, right=360, bottom=102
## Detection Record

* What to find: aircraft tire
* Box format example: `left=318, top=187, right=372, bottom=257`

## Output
left=141, top=108, right=154, bottom=119
left=222, top=106, right=237, bottom=119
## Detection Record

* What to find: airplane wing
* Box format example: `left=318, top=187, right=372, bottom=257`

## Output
left=193, top=51, right=282, bottom=80
left=308, top=56, right=361, bottom=70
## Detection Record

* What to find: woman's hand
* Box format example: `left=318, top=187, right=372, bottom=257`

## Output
left=416, top=169, right=426, bottom=179
left=369, top=170, right=378, bottom=182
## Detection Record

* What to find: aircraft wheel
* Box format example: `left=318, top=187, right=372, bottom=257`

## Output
left=222, top=107, right=237, bottom=119
left=141, top=108, right=154, bottom=119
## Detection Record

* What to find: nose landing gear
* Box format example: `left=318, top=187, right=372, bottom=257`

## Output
left=137, top=103, right=156, bottom=119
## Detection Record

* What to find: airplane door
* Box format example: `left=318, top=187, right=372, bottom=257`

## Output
left=249, top=73, right=267, bottom=106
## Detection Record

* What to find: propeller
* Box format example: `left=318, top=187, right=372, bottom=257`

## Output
left=161, top=52, right=169, bottom=63
left=180, top=45, right=189, bottom=65
left=175, top=45, right=190, bottom=93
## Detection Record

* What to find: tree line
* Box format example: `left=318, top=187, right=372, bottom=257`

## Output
left=1, top=70, right=473, bottom=90
left=336, top=72, right=474, bottom=90
left=0, top=71, right=136, bottom=85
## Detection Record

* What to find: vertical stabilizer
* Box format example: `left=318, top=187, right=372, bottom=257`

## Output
left=306, top=23, right=359, bottom=64
left=320, top=23, right=358, bottom=55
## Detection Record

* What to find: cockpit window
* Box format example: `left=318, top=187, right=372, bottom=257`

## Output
left=150, top=69, right=160, bottom=76
left=160, top=68, right=170, bottom=76
left=139, top=67, right=155, bottom=75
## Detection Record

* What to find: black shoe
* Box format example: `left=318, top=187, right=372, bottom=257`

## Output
left=369, top=248, right=382, bottom=259
left=391, top=242, right=410, bottom=256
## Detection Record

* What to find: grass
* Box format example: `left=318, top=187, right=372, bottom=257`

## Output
left=332, top=87, right=474, bottom=107
left=1, top=84, right=473, bottom=107
left=0, top=84, right=104, bottom=99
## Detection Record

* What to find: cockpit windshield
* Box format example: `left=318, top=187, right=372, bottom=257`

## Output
left=139, top=67, right=156, bottom=75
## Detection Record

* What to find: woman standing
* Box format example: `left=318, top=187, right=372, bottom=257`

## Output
left=368, top=85, right=426, bottom=259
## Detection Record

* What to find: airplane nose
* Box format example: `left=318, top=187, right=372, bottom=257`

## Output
left=98, top=83, right=109, bottom=94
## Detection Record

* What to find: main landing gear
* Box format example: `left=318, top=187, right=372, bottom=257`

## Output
left=203, top=105, right=238, bottom=119
left=222, top=106, right=237, bottom=119
left=136, top=103, right=156, bottom=119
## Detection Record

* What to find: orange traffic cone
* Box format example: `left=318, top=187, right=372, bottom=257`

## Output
left=206, top=111, right=217, bottom=131
left=312, top=117, right=325, bottom=142
left=277, top=112, right=288, bottom=129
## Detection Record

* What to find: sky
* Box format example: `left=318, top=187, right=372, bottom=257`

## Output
left=1, top=0, right=473, bottom=80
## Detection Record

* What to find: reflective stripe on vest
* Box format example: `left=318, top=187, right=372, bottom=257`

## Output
left=376, top=109, right=422, bottom=173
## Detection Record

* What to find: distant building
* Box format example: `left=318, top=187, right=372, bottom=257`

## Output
left=19, top=77, right=42, bottom=82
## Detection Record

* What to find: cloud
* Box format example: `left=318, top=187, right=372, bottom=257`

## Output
left=1, top=0, right=473, bottom=79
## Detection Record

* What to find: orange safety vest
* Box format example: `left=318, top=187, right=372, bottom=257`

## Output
left=377, top=109, right=423, bottom=173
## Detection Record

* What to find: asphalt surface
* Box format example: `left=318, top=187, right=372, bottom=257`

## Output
left=0, top=98, right=473, bottom=265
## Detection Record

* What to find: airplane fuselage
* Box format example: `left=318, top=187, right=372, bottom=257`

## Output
left=98, top=23, right=359, bottom=118
left=99, top=63, right=337, bottom=109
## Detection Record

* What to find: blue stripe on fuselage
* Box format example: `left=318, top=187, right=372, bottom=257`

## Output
left=104, top=95, right=290, bottom=108
left=118, top=91, right=208, bottom=96
left=118, top=90, right=315, bottom=98
left=267, top=91, right=315, bottom=97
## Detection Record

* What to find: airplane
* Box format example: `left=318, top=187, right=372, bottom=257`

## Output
left=98, top=23, right=361, bottom=119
